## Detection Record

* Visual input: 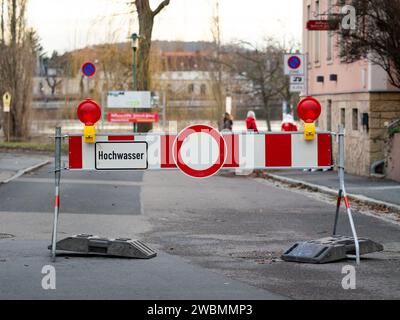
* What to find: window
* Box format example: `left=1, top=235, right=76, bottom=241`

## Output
left=188, top=83, right=194, bottom=94
left=314, top=1, right=321, bottom=63
left=352, top=108, right=359, bottom=131
left=327, top=100, right=332, bottom=131
left=341, top=108, right=346, bottom=128
left=200, top=84, right=207, bottom=96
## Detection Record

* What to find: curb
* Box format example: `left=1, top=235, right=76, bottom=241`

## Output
left=0, top=160, right=51, bottom=184
left=263, top=173, right=400, bottom=214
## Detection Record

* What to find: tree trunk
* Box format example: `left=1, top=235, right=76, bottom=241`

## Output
left=137, top=15, right=153, bottom=91
left=134, top=0, right=170, bottom=132
left=0, top=0, right=34, bottom=140
left=262, top=94, right=272, bottom=132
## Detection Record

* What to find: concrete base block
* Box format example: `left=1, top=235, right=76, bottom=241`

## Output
left=49, top=234, right=157, bottom=259
left=282, top=236, right=384, bottom=264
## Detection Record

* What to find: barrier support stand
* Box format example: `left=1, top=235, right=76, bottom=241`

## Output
left=51, top=127, right=62, bottom=262
left=335, top=126, right=361, bottom=265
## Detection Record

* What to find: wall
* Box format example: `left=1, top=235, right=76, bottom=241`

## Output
left=387, top=133, right=400, bottom=182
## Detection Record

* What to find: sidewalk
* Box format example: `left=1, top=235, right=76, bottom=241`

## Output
left=265, top=170, right=400, bottom=209
left=0, top=152, right=51, bottom=184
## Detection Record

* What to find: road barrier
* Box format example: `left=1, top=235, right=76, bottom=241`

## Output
left=50, top=97, right=383, bottom=264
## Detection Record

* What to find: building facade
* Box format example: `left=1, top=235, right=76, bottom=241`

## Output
left=304, top=0, right=400, bottom=176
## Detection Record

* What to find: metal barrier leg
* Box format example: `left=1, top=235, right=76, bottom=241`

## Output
left=338, top=127, right=360, bottom=265
left=51, top=127, right=62, bottom=262
left=333, top=189, right=343, bottom=236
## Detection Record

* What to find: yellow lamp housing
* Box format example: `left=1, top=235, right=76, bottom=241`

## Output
left=84, top=125, right=96, bottom=144
left=304, top=122, right=316, bottom=141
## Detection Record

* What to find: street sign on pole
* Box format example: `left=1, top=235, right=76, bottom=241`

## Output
left=81, top=62, right=96, bottom=77
left=3, top=92, right=11, bottom=113
left=307, top=20, right=340, bottom=31
left=284, top=54, right=305, bottom=76
left=108, top=112, right=159, bottom=123
left=3, top=92, right=11, bottom=142
left=290, top=76, right=305, bottom=93
left=107, top=91, right=152, bottom=109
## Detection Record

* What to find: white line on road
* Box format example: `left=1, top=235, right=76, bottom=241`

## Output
left=14, top=178, right=143, bottom=187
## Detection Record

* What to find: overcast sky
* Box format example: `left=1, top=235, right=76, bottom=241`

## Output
left=27, top=0, right=303, bottom=54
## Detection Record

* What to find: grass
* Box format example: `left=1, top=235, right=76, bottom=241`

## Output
left=0, top=142, right=68, bottom=154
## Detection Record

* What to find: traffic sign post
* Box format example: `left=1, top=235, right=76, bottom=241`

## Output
left=290, top=76, right=305, bottom=93
left=81, top=62, right=96, bottom=77
left=3, top=92, right=11, bottom=142
left=307, top=19, right=340, bottom=31
left=48, top=96, right=384, bottom=264
left=284, top=54, right=305, bottom=76
left=108, top=112, right=159, bottom=124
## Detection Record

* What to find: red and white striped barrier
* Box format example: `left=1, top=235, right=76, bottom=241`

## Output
left=68, top=125, right=333, bottom=178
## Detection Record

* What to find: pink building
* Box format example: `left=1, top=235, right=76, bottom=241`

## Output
left=303, top=0, right=400, bottom=176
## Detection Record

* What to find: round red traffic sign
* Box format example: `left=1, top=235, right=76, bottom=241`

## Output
left=297, top=96, right=322, bottom=123
left=173, top=125, right=227, bottom=179
left=77, top=99, right=101, bottom=126
left=81, top=61, right=96, bottom=77
left=288, top=56, right=302, bottom=70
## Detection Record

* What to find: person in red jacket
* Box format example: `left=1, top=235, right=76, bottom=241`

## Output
left=246, top=111, right=259, bottom=133
left=281, top=114, right=298, bottom=132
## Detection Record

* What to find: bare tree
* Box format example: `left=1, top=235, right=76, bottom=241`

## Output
left=43, top=51, right=63, bottom=96
left=0, top=0, right=37, bottom=139
left=209, top=0, right=225, bottom=128
left=217, top=40, right=288, bottom=131
left=1, top=0, right=5, bottom=44
left=337, top=0, right=400, bottom=89
left=131, top=0, right=170, bottom=91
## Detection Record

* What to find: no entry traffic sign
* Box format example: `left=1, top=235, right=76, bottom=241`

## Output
left=173, top=125, right=227, bottom=179
left=82, top=62, right=96, bottom=77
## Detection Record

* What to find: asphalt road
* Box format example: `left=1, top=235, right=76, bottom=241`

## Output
left=0, top=163, right=399, bottom=300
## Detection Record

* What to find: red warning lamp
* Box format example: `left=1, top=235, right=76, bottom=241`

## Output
left=77, top=99, right=101, bottom=144
left=297, top=96, right=322, bottom=123
left=297, top=96, right=322, bottom=140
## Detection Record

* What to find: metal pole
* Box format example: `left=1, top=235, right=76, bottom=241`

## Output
left=101, top=92, right=105, bottom=131
left=51, top=127, right=62, bottom=262
left=333, top=189, right=342, bottom=236
left=7, top=112, right=10, bottom=142
left=133, top=47, right=138, bottom=133
left=337, top=126, right=360, bottom=265
left=305, top=53, right=309, bottom=97
left=162, top=91, right=166, bottom=130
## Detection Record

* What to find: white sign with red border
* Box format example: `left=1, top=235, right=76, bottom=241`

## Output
left=173, top=125, right=227, bottom=179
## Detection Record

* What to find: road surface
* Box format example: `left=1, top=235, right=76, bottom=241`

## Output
left=0, top=163, right=399, bottom=299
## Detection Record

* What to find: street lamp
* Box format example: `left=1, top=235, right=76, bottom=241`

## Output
left=131, top=33, right=139, bottom=133
left=131, top=33, right=139, bottom=91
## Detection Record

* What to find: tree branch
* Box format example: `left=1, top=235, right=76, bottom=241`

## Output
left=152, top=0, right=170, bottom=17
